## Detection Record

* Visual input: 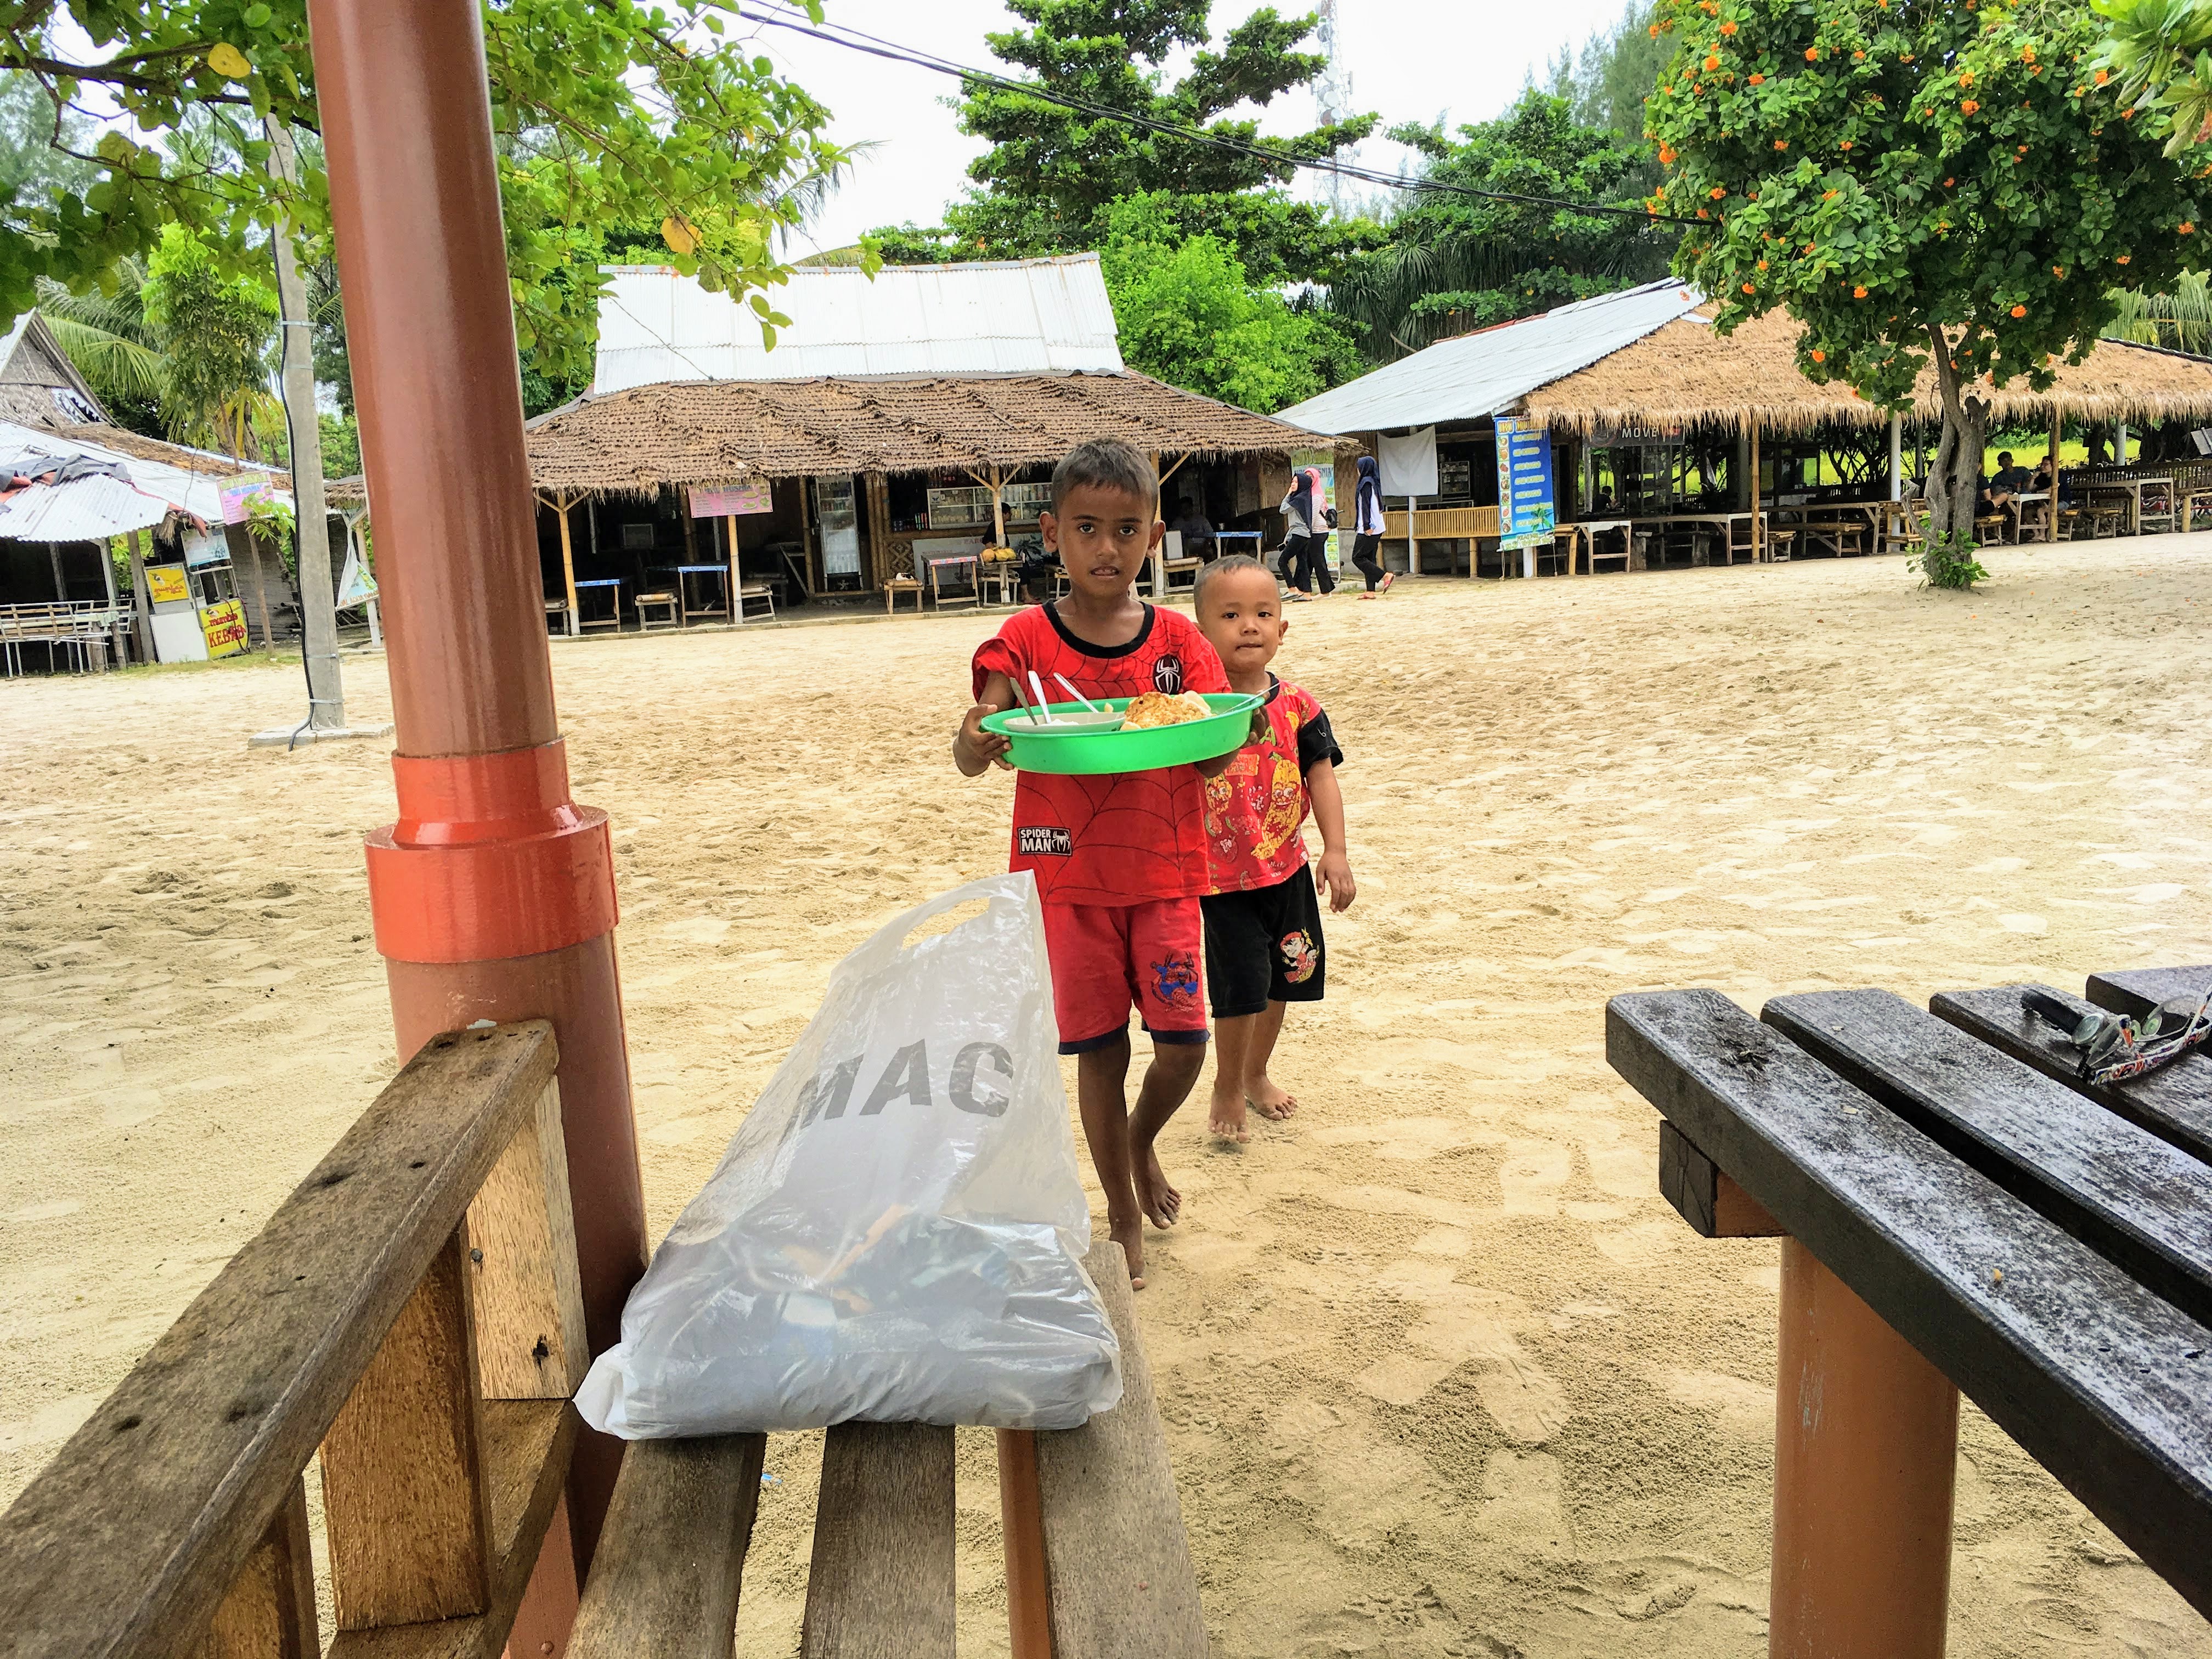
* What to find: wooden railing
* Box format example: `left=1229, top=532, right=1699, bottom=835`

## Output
left=1381, top=504, right=1500, bottom=540
left=0, top=1022, right=584, bottom=1659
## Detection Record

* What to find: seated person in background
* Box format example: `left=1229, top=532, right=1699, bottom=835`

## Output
left=1168, top=497, right=1216, bottom=560
left=1995, top=450, right=2034, bottom=494
left=1978, top=451, right=2026, bottom=517
left=2033, top=452, right=2072, bottom=504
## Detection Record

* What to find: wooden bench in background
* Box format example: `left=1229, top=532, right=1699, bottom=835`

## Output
left=0, top=1022, right=1206, bottom=1659
left=1610, top=966, right=2212, bottom=1656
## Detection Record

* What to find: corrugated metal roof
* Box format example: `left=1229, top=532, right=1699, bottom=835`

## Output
left=1272, top=280, right=1706, bottom=435
left=0, top=420, right=283, bottom=536
left=0, top=471, right=175, bottom=540
left=591, top=255, right=1125, bottom=392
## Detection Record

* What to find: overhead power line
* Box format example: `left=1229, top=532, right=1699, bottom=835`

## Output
left=729, top=3, right=1699, bottom=228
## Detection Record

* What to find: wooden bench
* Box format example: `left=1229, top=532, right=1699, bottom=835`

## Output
left=636, top=590, right=681, bottom=631
left=0, top=1021, right=1206, bottom=1659
left=1609, top=966, right=2212, bottom=1653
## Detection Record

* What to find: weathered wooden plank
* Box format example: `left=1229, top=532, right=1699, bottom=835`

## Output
left=321, top=1229, right=495, bottom=1629
left=1607, top=989, right=2212, bottom=1616
left=191, top=1477, right=318, bottom=1659
left=569, top=1435, right=767, bottom=1659
left=1658, top=1119, right=1784, bottom=1238
left=1035, top=1240, right=1207, bottom=1658
left=0, top=1022, right=557, bottom=1659
left=324, top=1399, right=575, bottom=1659
left=1929, top=983, right=2212, bottom=1167
left=2086, top=964, right=2212, bottom=1020
left=1769, top=989, right=2212, bottom=1329
left=466, top=1079, right=589, bottom=1400
left=799, top=1423, right=956, bottom=1659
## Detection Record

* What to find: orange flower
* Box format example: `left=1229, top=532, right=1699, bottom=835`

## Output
left=2023, top=44, right=2036, bottom=62
left=1962, top=99, right=1980, bottom=114
left=1705, top=53, right=1720, bottom=69
left=2095, top=67, right=2109, bottom=84
left=1649, top=20, right=1661, bottom=35
left=1775, top=138, right=1790, bottom=149
left=1959, top=70, right=1974, bottom=85
left=1750, top=72, right=1766, bottom=84
left=2118, top=253, right=2131, bottom=264
left=1697, top=207, right=1710, bottom=218
left=1944, top=177, right=1955, bottom=185
left=2124, top=108, right=2137, bottom=119
left=2184, top=222, right=2198, bottom=233
left=1841, top=139, right=1853, bottom=149
left=2052, top=264, right=2065, bottom=276
left=1823, top=188, right=1838, bottom=199
left=1710, top=185, right=1726, bottom=198
left=1810, top=348, right=1827, bottom=362
left=1853, top=49, right=1865, bottom=60
left=1743, top=282, right=1757, bottom=293
left=2010, top=303, right=2027, bottom=317
left=1757, top=258, right=1769, bottom=269
left=1805, top=46, right=1819, bottom=60
left=1854, top=285, right=1868, bottom=297
left=1720, top=20, right=1737, bottom=33
left=1658, top=145, right=1677, bottom=162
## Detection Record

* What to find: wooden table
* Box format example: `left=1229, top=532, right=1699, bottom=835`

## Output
left=1610, top=964, right=2212, bottom=1649
left=653, top=563, right=730, bottom=621
left=2004, top=492, right=2052, bottom=544
left=1773, top=501, right=1885, bottom=556
left=1561, top=513, right=1756, bottom=573
left=2085, top=475, right=2174, bottom=535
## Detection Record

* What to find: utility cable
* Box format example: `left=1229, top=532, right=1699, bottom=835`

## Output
left=729, top=2, right=1697, bottom=228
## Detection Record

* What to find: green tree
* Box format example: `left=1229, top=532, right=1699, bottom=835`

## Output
left=0, top=2, right=856, bottom=388
left=1646, top=0, right=2209, bottom=544
left=1098, top=194, right=1358, bottom=410
left=1332, top=91, right=1671, bottom=360
left=872, top=2, right=1379, bottom=285
left=1560, top=3, right=1674, bottom=142
left=38, top=225, right=285, bottom=455
left=2091, top=0, right=2212, bottom=153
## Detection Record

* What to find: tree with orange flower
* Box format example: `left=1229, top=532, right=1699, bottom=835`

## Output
left=1646, top=0, right=2208, bottom=543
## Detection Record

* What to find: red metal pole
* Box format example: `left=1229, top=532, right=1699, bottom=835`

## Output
left=305, top=0, right=647, bottom=1606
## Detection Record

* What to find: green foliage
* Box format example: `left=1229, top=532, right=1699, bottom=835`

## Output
left=1909, top=527, right=1990, bottom=589
left=873, top=1, right=1380, bottom=285
left=1098, top=195, right=1359, bottom=410
left=0, top=2, right=854, bottom=390
left=1333, top=91, right=1672, bottom=359
left=1646, top=0, right=2208, bottom=410
left=2091, top=0, right=2212, bottom=155
left=2107, top=268, right=2212, bottom=348
left=1565, top=3, right=1678, bottom=141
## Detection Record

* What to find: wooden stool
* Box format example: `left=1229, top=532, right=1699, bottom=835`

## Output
left=635, top=591, right=680, bottom=631
left=1766, top=529, right=1796, bottom=563
left=735, top=583, right=775, bottom=623
left=884, top=576, right=923, bottom=616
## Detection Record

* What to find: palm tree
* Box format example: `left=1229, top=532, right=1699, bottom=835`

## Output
left=2107, top=274, right=2212, bottom=357
left=36, top=229, right=284, bottom=458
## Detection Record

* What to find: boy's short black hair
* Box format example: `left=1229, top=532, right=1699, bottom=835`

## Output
left=1050, top=438, right=1158, bottom=517
left=1192, top=552, right=1271, bottom=610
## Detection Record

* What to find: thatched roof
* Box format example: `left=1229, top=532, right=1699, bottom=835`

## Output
left=517, top=370, right=1322, bottom=498
left=1521, top=308, right=2212, bottom=436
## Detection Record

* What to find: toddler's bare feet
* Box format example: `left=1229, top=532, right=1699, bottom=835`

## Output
left=1131, top=1133, right=1182, bottom=1227
left=1208, top=1086, right=1250, bottom=1144
left=1247, top=1079, right=1299, bottom=1121
left=1109, top=1211, right=1147, bottom=1289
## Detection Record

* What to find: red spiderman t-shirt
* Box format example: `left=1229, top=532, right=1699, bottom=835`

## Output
left=973, top=602, right=1228, bottom=905
left=1202, top=675, right=1344, bottom=894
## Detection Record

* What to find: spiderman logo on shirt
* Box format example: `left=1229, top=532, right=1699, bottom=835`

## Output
left=1151, top=951, right=1201, bottom=1009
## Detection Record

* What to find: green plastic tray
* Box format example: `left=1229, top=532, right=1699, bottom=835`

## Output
left=981, top=693, right=1263, bottom=774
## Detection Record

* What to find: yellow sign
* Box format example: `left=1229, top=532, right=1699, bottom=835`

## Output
left=200, top=599, right=247, bottom=660
left=146, top=564, right=189, bottom=605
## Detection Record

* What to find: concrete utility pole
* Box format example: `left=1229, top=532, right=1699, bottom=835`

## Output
left=254, top=117, right=360, bottom=743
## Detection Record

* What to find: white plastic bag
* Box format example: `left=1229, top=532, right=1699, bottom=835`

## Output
left=575, top=873, right=1122, bottom=1436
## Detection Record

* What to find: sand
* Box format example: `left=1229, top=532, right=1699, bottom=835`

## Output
left=5, top=541, right=2212, bottom=1656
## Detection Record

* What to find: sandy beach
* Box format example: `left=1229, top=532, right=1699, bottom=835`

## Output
left=5, top=541, right=2211, bottom=1656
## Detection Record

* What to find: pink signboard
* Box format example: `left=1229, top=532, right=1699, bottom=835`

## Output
left=690, top=478, right=774, bottom=517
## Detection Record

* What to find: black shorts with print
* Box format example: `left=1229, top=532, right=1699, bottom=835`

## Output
left=1200, top=865, right=1326, bottom=1018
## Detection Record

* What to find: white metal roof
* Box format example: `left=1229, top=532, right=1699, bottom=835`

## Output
left=0, top=420, right=283, bottom=540
left=1273, top=280, right=1706, bottom=435
left=591, top=254, right=1125, bottom=392
left=0, top=472, right=174, bottom=539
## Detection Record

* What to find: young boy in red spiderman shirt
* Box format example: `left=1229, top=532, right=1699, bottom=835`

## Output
left=952, top=438, right=1241, bottom=1289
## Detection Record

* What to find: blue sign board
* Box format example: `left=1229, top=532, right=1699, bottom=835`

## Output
left=1494, top=417, right=1556, bottom=550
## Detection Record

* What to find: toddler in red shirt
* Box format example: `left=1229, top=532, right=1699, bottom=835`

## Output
left=953, top=438, right=1237, bottom=1288
left=1191, top=555, right=1356, bottom=1143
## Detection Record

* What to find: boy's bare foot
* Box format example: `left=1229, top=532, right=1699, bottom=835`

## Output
left=1109, top=1211, right=1147, bottom=1289
left=1132, top=1133, right=1182, bottom=1226
left=1207, top=1087, right=1250, bottom=1144
left=1248, top=1080, right=1299, bottom=1120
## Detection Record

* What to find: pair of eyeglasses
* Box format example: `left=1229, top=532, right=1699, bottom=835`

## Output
left=2023, top=987, right=2212, bottom=1088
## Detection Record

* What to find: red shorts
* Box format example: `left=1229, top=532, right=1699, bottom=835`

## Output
left=1041, top=898, right=1209, bottom=1054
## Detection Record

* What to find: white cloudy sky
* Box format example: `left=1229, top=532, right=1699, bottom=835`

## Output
left=742, top=0, right=1644, bottom=258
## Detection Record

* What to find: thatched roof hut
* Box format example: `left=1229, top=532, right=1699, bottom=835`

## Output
left=1521, top=307, right=2212, bottom=437
left=520, top=369, right=1322, bottom=498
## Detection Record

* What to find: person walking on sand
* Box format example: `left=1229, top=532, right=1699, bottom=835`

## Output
left=1279, top=467, right=1335, bottom=599
left=953, top=437, right=1252, bottom=1289
left=1349, top=454, right=1392, bottom=595
left=1190, top=555, right=1355, bottom=1142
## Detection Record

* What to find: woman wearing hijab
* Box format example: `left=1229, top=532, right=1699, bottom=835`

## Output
left=1279, top=467, right=1336, bottom=597
left=1350, top=454, right=1392, bottom=593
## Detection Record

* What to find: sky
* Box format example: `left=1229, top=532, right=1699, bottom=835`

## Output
left=740, top=0, right=1645, bottom=259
